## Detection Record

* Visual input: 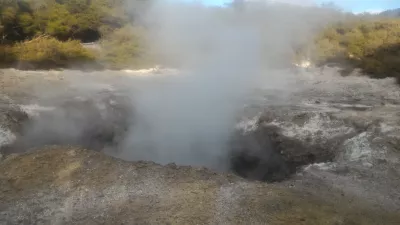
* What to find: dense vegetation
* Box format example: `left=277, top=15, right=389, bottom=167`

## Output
left=0, top=0, right=135, bottom=43
left=311, top=17, right=400, bottom=82
left=0, top=35, right=96, bottom=68
left=0, top=0, right=150, bottom=69
left=0, top=0, right=400, bottom=82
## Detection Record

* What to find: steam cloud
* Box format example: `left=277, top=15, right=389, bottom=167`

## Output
left=116, top=1, right=264, bottom=170
left=7, top=1, right=343, bottom=172
left=114, top=1, right=341, bottom=170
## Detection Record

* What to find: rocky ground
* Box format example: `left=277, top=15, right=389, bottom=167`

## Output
left=0, top=67, right=400, bottom=224
left=235, top=67, right=400, bottom=210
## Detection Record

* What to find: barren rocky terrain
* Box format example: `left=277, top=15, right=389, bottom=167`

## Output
left=1, top=66, right=400, bottom=224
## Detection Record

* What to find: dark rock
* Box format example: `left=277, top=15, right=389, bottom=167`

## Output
left=0, top=101, right=29, bottom=134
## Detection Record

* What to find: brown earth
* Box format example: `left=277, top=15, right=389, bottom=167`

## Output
left=1, top=146, right=400, bottom=225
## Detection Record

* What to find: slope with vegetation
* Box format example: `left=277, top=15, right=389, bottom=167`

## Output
left=1, top=0, right=400, bottom=80
left=380, top=8, right=400, bottom=17
left=0, top=0, right=151, bottom=69
left=310, top=17, right=400, bottom=82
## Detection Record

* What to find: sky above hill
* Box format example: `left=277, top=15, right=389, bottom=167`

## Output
left=177, top=0, right=400, bottom=14
left=316, top=0, right=400, bottom=14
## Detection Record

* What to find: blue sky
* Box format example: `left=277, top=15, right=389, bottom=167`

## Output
left=179, top=0, right=400, bottom=14
left=316, top=0, right=400, bottom=14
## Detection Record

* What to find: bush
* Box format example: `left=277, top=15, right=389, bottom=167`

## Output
left=9, top=36, right=96, bottom=69
left=0, top=0, right=127, bottom=43
left=99, top=26, right=156, bottom=69
left=0, top=45, right=16, bottom=67
left=307, top=18, right=400, bottom=82
left=359, top=42, right=400, bottom=81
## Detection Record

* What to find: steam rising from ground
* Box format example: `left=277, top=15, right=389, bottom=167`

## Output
left=113, top=1, right=341, bottom=170
left=114, top=2, right=265, bottom=170
left=5, top=1, right=343, bottom=171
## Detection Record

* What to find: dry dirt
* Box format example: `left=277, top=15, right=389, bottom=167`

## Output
left=1, top=146, right=400, bottom=225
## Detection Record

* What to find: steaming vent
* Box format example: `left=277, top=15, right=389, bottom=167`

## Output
left=0, top=88, right=336, bottom=183
left=0, top=1, right=342, bottom=182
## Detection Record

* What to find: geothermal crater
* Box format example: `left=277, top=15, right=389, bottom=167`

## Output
left=1, top=80, right=305, bottom=182
left=0, top=68, right=331, bottom=183
left=1, top=67, right=400, bottom=224
left=1, top=67, right=399, bottom=184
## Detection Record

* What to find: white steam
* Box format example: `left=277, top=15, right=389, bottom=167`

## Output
left=113, top=1, right=342, bottom=170
left=117, top=2, right=264, bottom=169
left=4, top=1, right=344, bottom=171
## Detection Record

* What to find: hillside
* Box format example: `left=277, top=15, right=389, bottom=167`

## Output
left=380, top=8, right=400, bottom=17
left=0, top=0, right=152, bottom=69
left=307, top=17, right=400, bottom=83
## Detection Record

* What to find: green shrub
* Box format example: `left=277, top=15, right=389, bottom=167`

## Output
left=9, top=36, right=96, bottom=68
left=0, top=45, right=15, bottom=67
left=99, top=26, right=155, bottom=69
left=308, top=18, right=400, bottom=82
